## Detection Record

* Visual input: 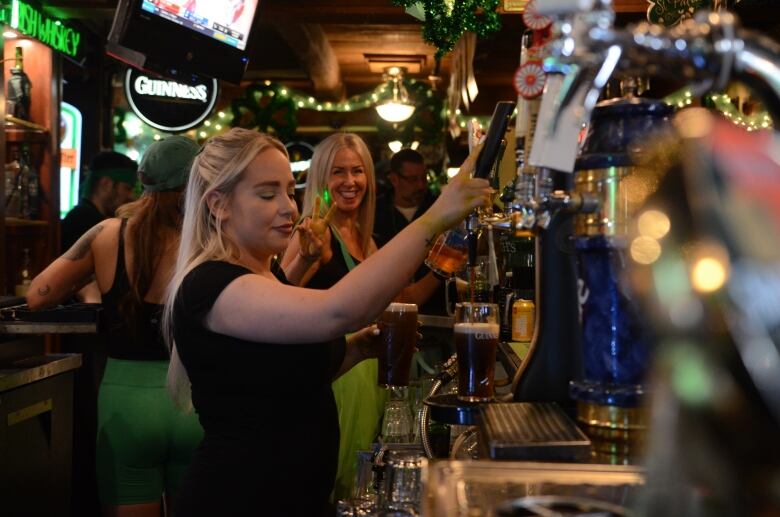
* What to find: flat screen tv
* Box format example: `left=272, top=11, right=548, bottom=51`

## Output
left=108, top=0, right=260, bottom=84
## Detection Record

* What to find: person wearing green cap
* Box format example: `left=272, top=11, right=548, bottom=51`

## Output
left=27, top=136, right=203, bottom=516
left=61, top=151, right=139, bottom=252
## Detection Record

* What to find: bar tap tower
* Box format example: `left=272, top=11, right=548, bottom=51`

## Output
left=568, top=90, right=672, bottom=431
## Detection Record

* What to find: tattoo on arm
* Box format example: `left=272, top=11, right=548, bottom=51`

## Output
left=63, top=225, right=104, bottom=261
left=424, top=235, right=437, bottom=250
left=37, top=285, right=51, bottom=296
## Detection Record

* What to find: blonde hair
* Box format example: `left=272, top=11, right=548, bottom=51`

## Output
left=163, top=128, right=288, bottom=410
left=301, top=133, right=376, bottom=257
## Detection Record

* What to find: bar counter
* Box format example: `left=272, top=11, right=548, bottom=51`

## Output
left=411, top=332, right=646, bottom=516
left=0, top=308, right=85, bottom=515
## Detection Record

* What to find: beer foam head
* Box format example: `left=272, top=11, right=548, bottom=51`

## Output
left=454, top=322, right=499, bottom=338
left=386, top=302, right=418, bottom=313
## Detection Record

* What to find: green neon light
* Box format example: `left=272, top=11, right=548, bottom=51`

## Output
left=60, top=102, right=83, bottom=218
left=9, top=0, right=82, bottom=58
left=11, top=0, right=19, bottom=27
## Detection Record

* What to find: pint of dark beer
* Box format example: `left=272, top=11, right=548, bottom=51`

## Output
left=377, top=303, right=418, bottom=387
left=454, top=303, right=499, bottom=402
left=425, top=225, right=468, bottom=278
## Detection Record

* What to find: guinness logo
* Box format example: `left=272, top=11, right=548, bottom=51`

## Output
left=124, top=68, right=219, bottom=133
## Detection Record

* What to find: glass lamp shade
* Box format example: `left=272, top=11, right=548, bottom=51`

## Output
left=376, top=101, right=416, bottom=123
left=388, top=140, right=403, bottom=153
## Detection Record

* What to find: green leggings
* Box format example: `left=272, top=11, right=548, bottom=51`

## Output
left=96, top=358, right=203, bottom=505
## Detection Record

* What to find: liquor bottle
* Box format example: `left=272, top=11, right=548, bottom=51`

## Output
left=20, top=145, right=39, bottom=219
left=496, top=271, right=516, bottom=341
left=4, top=153, right=22, bottom=218
left=7, top=46, right=32, bottom=120
left=18, top=150, right=30, bottom=219
left=467, top=261, right=491, bottom=303
left=15, top=248, right=32, bottom=297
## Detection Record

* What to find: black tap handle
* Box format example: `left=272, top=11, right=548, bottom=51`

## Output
left=474, top=101, right=516, bottom=179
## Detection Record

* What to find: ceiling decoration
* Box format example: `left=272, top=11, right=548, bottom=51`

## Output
left=392, top=0, right=502, bottom=61
left=647, top=0, right=742, bottom=25
left=447, top=32, right=479, bottom=138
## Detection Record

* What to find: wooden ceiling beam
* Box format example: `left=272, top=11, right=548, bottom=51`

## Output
left=274, top=22, right=346, bottom=101
left=613, top=0, right=650, bottom=13
left=259, top=0, right=413, bottom=25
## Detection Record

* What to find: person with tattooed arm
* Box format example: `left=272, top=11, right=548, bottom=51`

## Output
left=28, top=137, right=203, bottom=517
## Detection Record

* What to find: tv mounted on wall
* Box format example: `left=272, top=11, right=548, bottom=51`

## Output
left=108, top=0, right=260, bottom=84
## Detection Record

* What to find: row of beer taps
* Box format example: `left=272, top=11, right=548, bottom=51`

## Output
left=471, top=0, right=780, bottom=240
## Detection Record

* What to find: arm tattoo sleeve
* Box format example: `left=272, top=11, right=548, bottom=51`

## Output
left=63, top=224, right=104, bottom=261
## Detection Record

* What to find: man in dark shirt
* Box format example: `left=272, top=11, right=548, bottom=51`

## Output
left=61, top=151, right=138, bottom=251
left=374, top=148, right=436, bottom=247
left=374, top=149, right=448, bottom=315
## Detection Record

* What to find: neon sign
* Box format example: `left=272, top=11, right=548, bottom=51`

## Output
left=7, top=0, right=83, bottom=58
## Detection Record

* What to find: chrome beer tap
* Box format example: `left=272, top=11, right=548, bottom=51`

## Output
left=536, top=4, right=780, bottom=132
left=506, top=0, right=780, bottom=418
left=505, top=2, right=780, bottom=234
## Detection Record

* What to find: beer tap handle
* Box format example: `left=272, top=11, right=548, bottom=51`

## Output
left=474, top=101, right=516, bottom=179
left=528, top=73, right=584, bottom=173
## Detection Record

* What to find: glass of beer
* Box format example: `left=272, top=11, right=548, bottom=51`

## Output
left=425, top=224, right=468, bottom=278
left=377, top=303, right=418, bottom=387
left=454, top=302, right=499, bottom=402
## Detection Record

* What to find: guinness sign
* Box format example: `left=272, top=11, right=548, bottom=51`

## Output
left=124, top=68, right=218, bottom=133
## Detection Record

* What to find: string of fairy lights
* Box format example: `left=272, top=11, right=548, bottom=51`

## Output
left=119, top=79, right=492, bottom=147
left=116, top=82, right=773, bottom=164
left=663, top=88, right=773, bottom=132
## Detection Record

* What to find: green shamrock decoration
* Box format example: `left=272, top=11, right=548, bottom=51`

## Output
left=230, top=83, right=298, bottom=140
left=647, top=0, right=716, bottom=26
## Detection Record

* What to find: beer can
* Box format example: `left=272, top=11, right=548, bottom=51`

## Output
left=511, top=298, right=535, bottom=342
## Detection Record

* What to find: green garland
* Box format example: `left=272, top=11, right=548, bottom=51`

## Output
left=663, top=87, right=773, bottom=131
left=108, top=79, right=492, bottom=144
left=393, top=0, right=501, bottom=60
left=226, top=79, right=461, bottom=142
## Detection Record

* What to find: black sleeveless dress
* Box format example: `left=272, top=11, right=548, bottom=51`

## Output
left=171, top=261, right=345, bottom=516
left=306, top=236, right=360, bottom=290
left=101, top=218, right=168, bottom=359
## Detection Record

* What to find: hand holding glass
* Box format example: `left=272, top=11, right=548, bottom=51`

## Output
left=377, top=303, right=418, bottom=387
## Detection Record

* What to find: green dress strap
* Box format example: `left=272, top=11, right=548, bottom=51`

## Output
left=338, top=235, right=358, bottom=272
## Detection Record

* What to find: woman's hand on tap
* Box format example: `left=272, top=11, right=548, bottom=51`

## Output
left=419, top=143, right=493, bottom=235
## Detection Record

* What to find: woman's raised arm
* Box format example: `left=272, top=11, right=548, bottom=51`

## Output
left=206, top=155, right=490, bottom=344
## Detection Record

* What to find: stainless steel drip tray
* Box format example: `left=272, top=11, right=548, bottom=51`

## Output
left=480, top=403, right=592, bottom=461
left=424, top=461, right=644, bottom=517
